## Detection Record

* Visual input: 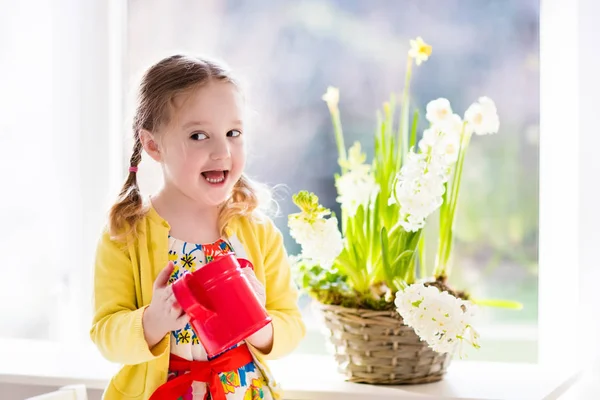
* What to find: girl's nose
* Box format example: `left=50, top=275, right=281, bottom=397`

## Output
left=210, top=138, right=231, bottom=160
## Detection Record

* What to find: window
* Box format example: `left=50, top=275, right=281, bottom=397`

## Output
left=126, top=0, right=540, bottom=363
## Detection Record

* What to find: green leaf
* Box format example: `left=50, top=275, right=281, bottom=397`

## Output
left=369, top=253, right=384, bottom=285
left=409, top=110, right=419, bottom=150
left=470, top=298, right=524, bottom=310
left=392, top=249, right=414, bottom=281
left=352, top=205, right=367, bottom=259
left=350, top=240, right=369, bottom=293
left=392, top=249, right=414, bottom=268
left=334, top=248, right=363, bottom=288
left=380, top=227, right=393, bottom=286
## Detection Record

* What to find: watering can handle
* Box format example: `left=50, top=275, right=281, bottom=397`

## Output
left=237, top=258, right=254, bottom=270
left=175, top=274, right=217, bottom=321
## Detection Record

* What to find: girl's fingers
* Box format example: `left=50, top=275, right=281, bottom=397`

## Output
left=154, top=262, right=175, bottom=290
left=175, top=312, right=190, bottom=329
left=165, top=291, right=177, bottom=307
left=171, top=302, right=182, bottom=314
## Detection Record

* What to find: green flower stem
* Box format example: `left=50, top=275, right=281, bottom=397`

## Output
left=402, top=230, right=421, bottom=284
left=330, top=109, right=348, bottom=174
left=418, top=234, right=426, bottom=279
left=409, top=110, right=419, bottom=150
left=436, top=123, right=472, bottom=277
left=396, top=57, right=413, bottom=173
left=471, top=298, right=524, bottom=310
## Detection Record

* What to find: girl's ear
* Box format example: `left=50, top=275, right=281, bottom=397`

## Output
left=140, top=129, right=162, bottom=162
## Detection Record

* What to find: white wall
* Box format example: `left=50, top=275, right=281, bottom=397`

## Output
left=576, top=0, right=600, bottom=370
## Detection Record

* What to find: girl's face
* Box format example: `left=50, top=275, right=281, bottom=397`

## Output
left=144, top=81, right=247, bottom=208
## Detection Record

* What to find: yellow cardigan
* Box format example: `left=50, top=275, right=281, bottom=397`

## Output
left=90, top=206, right=305, bottom=399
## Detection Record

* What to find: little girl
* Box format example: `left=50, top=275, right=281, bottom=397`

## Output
left=90, top=55, right=305, bottom=400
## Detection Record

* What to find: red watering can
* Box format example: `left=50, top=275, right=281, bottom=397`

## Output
left=171, top=254, right=271, bottom=358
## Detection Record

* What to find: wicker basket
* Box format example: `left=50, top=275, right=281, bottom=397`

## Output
left=317, top=303, right=451, bottom=384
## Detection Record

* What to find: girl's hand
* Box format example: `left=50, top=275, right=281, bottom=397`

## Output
left=241, top=267, right=266, bottom=307
left=247, top=322, right=274, bottom=354
left=142, top=262, right=189, bottom=348
left=241, top=267, right=274, bottom=353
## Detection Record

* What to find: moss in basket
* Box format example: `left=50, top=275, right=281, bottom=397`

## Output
left=292, top=255, right=468, bottom=311
left=290, top=256, right=401, bottom=311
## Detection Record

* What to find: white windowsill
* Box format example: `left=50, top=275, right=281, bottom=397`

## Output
left=0, top=339, right=580, bottom=400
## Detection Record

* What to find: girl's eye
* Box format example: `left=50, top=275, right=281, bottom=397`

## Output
left=227, top=130, right=242, bottom=137
left=190, top=132, right=208, bottom=141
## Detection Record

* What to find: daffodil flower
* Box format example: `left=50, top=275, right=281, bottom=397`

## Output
left=464, top=96, right=500, bottom=135
left=408, top=36, right=432, bottom=66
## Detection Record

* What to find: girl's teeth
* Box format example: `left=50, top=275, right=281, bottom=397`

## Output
left=202, top=170, right=226, bottom=183
left=206, top=177, right=224, bottom=183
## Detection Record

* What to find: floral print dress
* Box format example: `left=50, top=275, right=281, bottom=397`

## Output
left=167, top=236, right=273, bottom=400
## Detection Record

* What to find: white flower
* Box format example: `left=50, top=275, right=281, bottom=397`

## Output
left=425, top=98, right=453, bottom=125
left=391, top=124, right=461, bottom=232
left=418, top=124, right=461, bottom=166
left=288, top=191, right=344, bottom=268
left=408, top=36, right=432, bottom=66
left=335, top=171, right=377, bottom=216
left=391, top=154, right=447, bottom=232
left=288, top=216, right=343, bottom=268
left=336, top=142, right=378, bottom=215
left=464, top=96, right=499, bottom=135
left=439, top=113, right=464, bottom=137
left=395, top=283, right=480, bottom=357
left=322, top=86, right=340, bottom=113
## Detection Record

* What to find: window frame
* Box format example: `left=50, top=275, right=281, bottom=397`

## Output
left=54, top=0, right=600, bottom=371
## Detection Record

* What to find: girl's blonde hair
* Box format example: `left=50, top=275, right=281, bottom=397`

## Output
left=109, top=55, right=269, bottom=240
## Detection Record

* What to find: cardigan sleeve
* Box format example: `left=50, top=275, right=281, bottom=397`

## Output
left=255, top=218, right=306, bottom=359
left=89, top=229, right=169, bottom=365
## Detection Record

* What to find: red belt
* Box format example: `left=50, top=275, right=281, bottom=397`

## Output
left=149, top=344, right=253, bottom=400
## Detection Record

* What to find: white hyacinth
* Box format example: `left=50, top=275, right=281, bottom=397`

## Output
left=395, top=283, right=480, bottom=356
left=288, top=191, right=343, bottom=268
left=335, top=142, right=378, bottom=216
left=464, top=96, right=500, bottom=135
left=391, top=151, right=447, bottom=232
left=288, top=216, right=343, bottom=268
left=391, top=124, right=459, bottom=232
left=390, top=98, right=471, bottom=232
